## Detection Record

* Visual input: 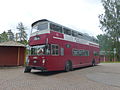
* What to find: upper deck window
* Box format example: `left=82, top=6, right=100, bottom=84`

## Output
left=72, top=31, right=78, bottom=37
left=32, top=23, right=48, bottom=33
left=38, top=23, right=48, bottom=30
left=50, top=23, right=62, bottom=33
left=78, top=33, right=83, bottom=38
left=63, top=28, right=71, bottom=35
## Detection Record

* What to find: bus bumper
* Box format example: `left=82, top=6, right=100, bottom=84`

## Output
left=31, top=66, right=46, bottom=70
left=27, top=66, right=46, bottom=71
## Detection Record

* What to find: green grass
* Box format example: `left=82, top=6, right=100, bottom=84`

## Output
left=101, top=61, right=120, bottom=63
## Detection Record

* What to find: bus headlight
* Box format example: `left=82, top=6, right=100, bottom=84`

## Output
left=42, top=59, right=46, bottom=64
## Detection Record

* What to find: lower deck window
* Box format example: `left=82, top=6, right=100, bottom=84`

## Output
left=73, top=49, right=89, bottom=56
left=80, top=50, right=89, bottom=56
left=73, top=49, right=79, bottom=56
left=51, top=44, right=59, bottom=55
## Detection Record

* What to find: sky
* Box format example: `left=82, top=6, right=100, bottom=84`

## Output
left=0, top=0, right=104, bottom=37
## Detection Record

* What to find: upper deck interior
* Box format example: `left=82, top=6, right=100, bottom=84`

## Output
left=31, top=19, right=98, bottom=44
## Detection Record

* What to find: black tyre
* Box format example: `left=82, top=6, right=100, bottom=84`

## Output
left=65, top=61, right=71, bottom=72
left=24, top=66, right=31, bottom=73
left=92, top=60, right=96, bottom=66
left=70, top=62, right=73, bottom=71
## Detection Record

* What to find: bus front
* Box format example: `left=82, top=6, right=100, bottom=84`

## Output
left=24, top=19, right=51, bottom=72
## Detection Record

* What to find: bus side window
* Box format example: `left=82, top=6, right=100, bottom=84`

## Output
left=63, top=28, right=71, bottom=35
left=72, top=31, right=78, bottom=37
left=50, top=23, right=62, bottom=33
left=73, top=49, right=79, bottom=56
left=79, top=50, right=83, bottom=56
left=60, top=48, right=64, bottom=56
left=79, top=50, right=89, bottom=56
left=51, top=44, right=59, bottom=56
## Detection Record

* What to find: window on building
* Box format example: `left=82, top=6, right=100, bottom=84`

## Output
left=51, top=44, right=59, bottom=55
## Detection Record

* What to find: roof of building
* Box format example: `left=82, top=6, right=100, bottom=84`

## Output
left=0, top=41, right=25, bottom=47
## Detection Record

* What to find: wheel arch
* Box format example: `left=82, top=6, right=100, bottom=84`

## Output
left=64, top=60, right=73, bottom=71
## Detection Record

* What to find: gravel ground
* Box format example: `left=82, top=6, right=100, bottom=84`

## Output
left=0, top=63, right=120, bottom=90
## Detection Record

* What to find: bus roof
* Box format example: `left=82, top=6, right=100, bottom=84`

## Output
left=32, top=19, right=49, bottom=27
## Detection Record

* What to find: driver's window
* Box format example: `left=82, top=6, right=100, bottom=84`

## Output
left=37, top=47, right=44, bottom=55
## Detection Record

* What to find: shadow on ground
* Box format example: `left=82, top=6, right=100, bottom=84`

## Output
left=29, top=65, right=100, bottom=76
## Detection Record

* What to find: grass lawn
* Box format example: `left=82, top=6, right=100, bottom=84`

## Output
left=101, top=61, right=120, bottom=63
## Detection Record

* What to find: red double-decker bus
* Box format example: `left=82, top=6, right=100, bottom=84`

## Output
left=24, top=19, right=100, bottom=72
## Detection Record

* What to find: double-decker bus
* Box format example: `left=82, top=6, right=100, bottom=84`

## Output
left=24, top=19, right=100, bottom=72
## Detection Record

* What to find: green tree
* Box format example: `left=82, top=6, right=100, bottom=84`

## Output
left=97, top=34, right=114, bottom=61
left=97, top=34, right=113, bottom=51
left=99, top=0, right=120, bottom=61
left=16, top=22, right=28, bottom=45
left=0, top=31, right=9, bottom=42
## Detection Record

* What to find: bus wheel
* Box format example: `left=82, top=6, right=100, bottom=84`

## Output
left=65, top=61, right=71, bottom=72
left=24, top=66, right=31, bottom=73
left=70, top=61, right=73, bottom=71
left=92, top=60, right=95, bottom=66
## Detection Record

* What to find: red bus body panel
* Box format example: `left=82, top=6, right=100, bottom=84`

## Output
left=28, top=31, right=100, bottom=71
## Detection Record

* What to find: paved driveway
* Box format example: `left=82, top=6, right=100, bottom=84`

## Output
left=0, top=63, right=120, bottom=90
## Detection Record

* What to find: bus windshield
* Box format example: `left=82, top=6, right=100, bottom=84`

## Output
left=30, top=45, right=50, bottom=55
left=32, top=23, right=48, bottom=33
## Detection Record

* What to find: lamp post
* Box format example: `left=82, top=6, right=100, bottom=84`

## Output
left=113, top=48, right=116, bottom=62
